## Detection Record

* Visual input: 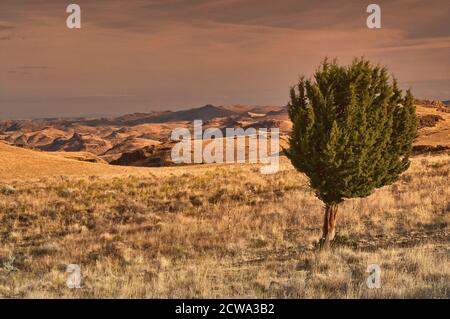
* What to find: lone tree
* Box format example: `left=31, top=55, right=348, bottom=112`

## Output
left=287, top=58, right=417, bottom=248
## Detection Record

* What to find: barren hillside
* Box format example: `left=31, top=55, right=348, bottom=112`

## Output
left=0, top=102, right=449, bottom=168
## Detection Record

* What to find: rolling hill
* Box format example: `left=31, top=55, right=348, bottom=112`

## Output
left=415, top=104, right=450, bottom=148
left=0, top=142, right=149, bottom=180
left=0, top=102, right=449, bottom=169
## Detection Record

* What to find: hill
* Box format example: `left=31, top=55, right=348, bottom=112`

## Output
left=0, top=105, right=448, bottom=298
left=0, top=102, right=448, bottom=166
left=415, top=104, right=450, bottom=149
left=0, top=142, right=149, bottom=180
left=126, top=105, right=239, bottom=124
left=0, top=153, right=448, bottom=298
left=40, top=132, right=112, bottom=155
left=77, top=105, right=240, bottom=126
left=221, top=104, right=285, bottom=114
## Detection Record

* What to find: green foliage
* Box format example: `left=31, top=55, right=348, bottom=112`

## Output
left=287, top=58, right=417, bottom=204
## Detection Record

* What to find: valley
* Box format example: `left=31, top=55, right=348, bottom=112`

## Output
left=1, top=101, right=449, bottom=168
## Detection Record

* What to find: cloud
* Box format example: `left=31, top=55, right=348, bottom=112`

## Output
left=0, top=23, right=14, bottom=31
left=0, top=0, right=449, bottom=118
left=376, top=37, right=450, bottom=52
left=16, top=66, right=50, bottom=70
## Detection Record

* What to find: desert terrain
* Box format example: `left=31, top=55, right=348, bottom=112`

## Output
left=1, top=101, right=449, bottom=165
left=0, top=101, right=449, bottom=298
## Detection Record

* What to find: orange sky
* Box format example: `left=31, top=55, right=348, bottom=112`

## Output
left=1, top=0, right=449, bottom=118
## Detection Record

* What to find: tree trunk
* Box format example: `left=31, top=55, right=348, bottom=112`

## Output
left=319, top=204, right=339, bottom=249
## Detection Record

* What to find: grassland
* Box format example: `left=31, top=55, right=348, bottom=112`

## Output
left=415, top=105, right=450, bottom=147
left=0, top=142, right=151, bottom=180
left=0, top=151, right=449, bottom=298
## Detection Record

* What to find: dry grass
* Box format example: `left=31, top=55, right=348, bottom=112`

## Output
left=0, top=142, right=153, bottom=180
left=416, top=105, right=450, bottom=147
left=0, top=155, right=449, bottom=298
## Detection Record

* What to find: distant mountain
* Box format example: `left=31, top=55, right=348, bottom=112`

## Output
left=113, top=111, right=168, bottom=122
left=443, top=100, right=450, bottom=106
left=3, top=102, right=448, bottom=168
left=221, top=105, right=284, bottom=114
left=0, top=104, right=282, bottom=129
left=3, top=120, right=47, bottom=133
left=41, top=132, right=112, bottom=155
left=414, top=99, right=446, bottom=107
left=119, top=105, right=240, bottom=125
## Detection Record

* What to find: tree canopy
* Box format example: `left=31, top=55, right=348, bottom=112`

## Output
left=288, top=58, right=417, bottom=205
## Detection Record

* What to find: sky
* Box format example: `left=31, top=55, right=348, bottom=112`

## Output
left=0, top=0, right=449, bottom=119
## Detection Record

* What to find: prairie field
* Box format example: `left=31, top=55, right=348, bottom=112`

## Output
left=1, top=0, right=449, bottom=302
left=0, top=153, right=449, bottom=298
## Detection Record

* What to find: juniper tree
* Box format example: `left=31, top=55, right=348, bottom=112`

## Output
left=287, top=58, right=417, bottom=248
